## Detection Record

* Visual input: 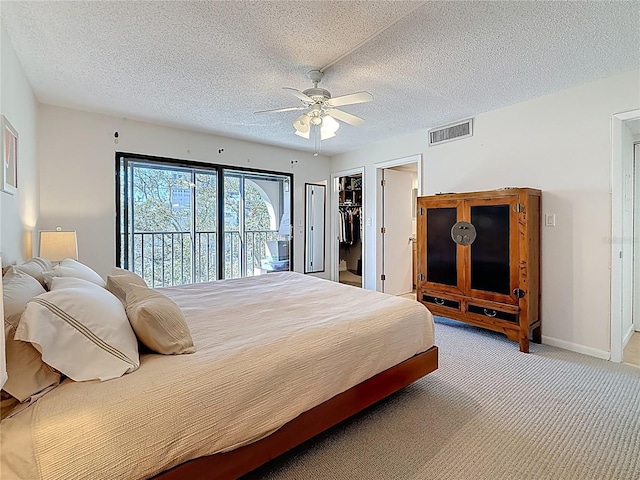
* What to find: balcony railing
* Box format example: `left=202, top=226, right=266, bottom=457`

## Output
left=128, top=230, right=282, bottom=288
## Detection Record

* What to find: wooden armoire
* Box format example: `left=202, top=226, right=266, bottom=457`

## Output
left=416, top=188, right=541, bottom=352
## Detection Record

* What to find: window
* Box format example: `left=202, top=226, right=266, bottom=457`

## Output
left=117, top=153, right=292, bottom=287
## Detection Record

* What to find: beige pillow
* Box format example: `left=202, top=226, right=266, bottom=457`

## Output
left=125, top=284, right=195, bottom=355
left=1, top=391, right=19, bottom=420
left=106, top=268, right=148, bottom=305
left=43, top=258, right=106, bottom=288
left=14, top=257, right=54, bottom=287
left=16, top=277, right=139, bottom=382
left=2, top=267, right=61, bottom=402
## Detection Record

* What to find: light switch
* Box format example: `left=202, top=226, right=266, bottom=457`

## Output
left=366, top=217, right=372, bottom=227
left=544, top=214, right=556, bottom=227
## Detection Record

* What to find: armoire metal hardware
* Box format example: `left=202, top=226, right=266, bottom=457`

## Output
left=451, top=221, right=477, bottom=245
left=513, top=288, right=525, bottom=298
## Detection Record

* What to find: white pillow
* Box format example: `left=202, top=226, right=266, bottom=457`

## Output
left=14, top=257, right=53, bottom=287
left=43, top=258, right=106, bottom=288
left=2, top=266, right=46, bottom=326
left=15, top=277, right=140, bottom=382
left=2, top=267, right=61, bottom=402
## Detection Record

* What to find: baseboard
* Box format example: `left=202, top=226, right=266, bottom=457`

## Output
left=623, top=325, right=634, bottom=348
left=542, top=335, right=610, bottom=360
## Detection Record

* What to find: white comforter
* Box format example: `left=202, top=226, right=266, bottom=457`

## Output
left=1, top=272, right=434, bottom=479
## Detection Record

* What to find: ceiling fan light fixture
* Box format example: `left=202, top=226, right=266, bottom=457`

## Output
left=258, top=70, right=373, bottom=152
left=320, top=130, right=336, bottom=140
left=322, top=115, right=340, bottom=133
left=293, top=113, right=310, bottom=133
left=295, top=128, right=310, bottom=139
left=320, top=115, right=339, bottom=140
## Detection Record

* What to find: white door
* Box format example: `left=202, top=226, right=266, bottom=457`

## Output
left=382, top=169, right=414, bottom=295
left=634, top=143, right=640, bottom=332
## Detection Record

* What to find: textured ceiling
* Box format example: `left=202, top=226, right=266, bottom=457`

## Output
left=1, top=1, right=639, bottom=156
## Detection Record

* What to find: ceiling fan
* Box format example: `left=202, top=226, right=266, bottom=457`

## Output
left=255, top=70, right=373, bottom=149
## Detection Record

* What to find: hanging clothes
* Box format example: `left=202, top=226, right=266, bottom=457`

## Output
left=338, top=206, right=360, bottom=246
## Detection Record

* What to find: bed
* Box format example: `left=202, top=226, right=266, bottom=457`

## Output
left=1, top=271, right=437, bottom=480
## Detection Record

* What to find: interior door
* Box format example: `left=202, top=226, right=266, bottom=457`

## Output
left=382, top=169, right=414, bottom=295
left=634, top=143, right=640, bottom=332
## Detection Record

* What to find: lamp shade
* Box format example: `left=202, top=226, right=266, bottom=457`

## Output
left=39, top=231, right=78, bottom=261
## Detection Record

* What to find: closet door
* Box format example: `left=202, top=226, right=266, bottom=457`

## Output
left=465, top=195, right=519, bottom=304
left=417, top=197, right=464, bottom=295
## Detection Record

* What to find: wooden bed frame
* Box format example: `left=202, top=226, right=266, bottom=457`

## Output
left=154, top=345, right=438, bottom=480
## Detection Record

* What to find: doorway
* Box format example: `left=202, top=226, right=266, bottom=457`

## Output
left=376, top=155, right=421, bottom=295
left=337, top=173, right=363, bottom=287
left=626, top=141, right=640, bottom=366
left=611, top=111, right=640, bottom=363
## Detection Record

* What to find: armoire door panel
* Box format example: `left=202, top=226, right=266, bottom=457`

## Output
left=470, top=204, right=511, bottom=293
left=465, top=195, right=520, bottom=304
left=426, top=207, right=458, bottom=286
left=417, top=198, right=464, bottom=294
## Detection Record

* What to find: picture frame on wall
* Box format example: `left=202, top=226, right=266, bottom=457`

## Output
left=1, top=114, right=18, bottom=195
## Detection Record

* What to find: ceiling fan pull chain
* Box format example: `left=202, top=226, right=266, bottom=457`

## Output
left=314, top=125, right=321, bottom=157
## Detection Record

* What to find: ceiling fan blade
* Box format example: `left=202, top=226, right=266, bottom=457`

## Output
left=326, top=108, right=366, bottom=127
left=254, top=106, right=307, bottom=115
left=326, top=91, right=373, bottom=108
left=283, top=87, right=314, bottom=103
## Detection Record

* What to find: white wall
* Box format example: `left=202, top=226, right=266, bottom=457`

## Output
left=331, top=69, right=640, bottom=357
left=38, top=105, right=331, bottom=278
left=0, top=24, right=39, bottom=264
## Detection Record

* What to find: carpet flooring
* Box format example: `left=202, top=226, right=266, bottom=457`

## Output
left=243, top=317, right=640, bottom=480
left=624, top=332, right=640, bottom=367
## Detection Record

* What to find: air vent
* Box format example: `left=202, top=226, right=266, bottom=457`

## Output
left=428, top=118, right=473, bottom=146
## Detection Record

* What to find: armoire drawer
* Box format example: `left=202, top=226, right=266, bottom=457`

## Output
left=466, top=303, right=519, bottom=324
left=420, top=292, right=462, bottom=313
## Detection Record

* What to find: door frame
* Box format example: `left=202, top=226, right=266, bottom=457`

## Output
left=610, top=109, right=640, bottom=363
left=330, top=167, right=365, bottom=283
left=375, top=154, right=422, bottom=292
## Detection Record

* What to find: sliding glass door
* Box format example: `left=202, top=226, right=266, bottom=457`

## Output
left=223, top=170, right=291, bottom=279
left=117, top=154, right=292, bottom=287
